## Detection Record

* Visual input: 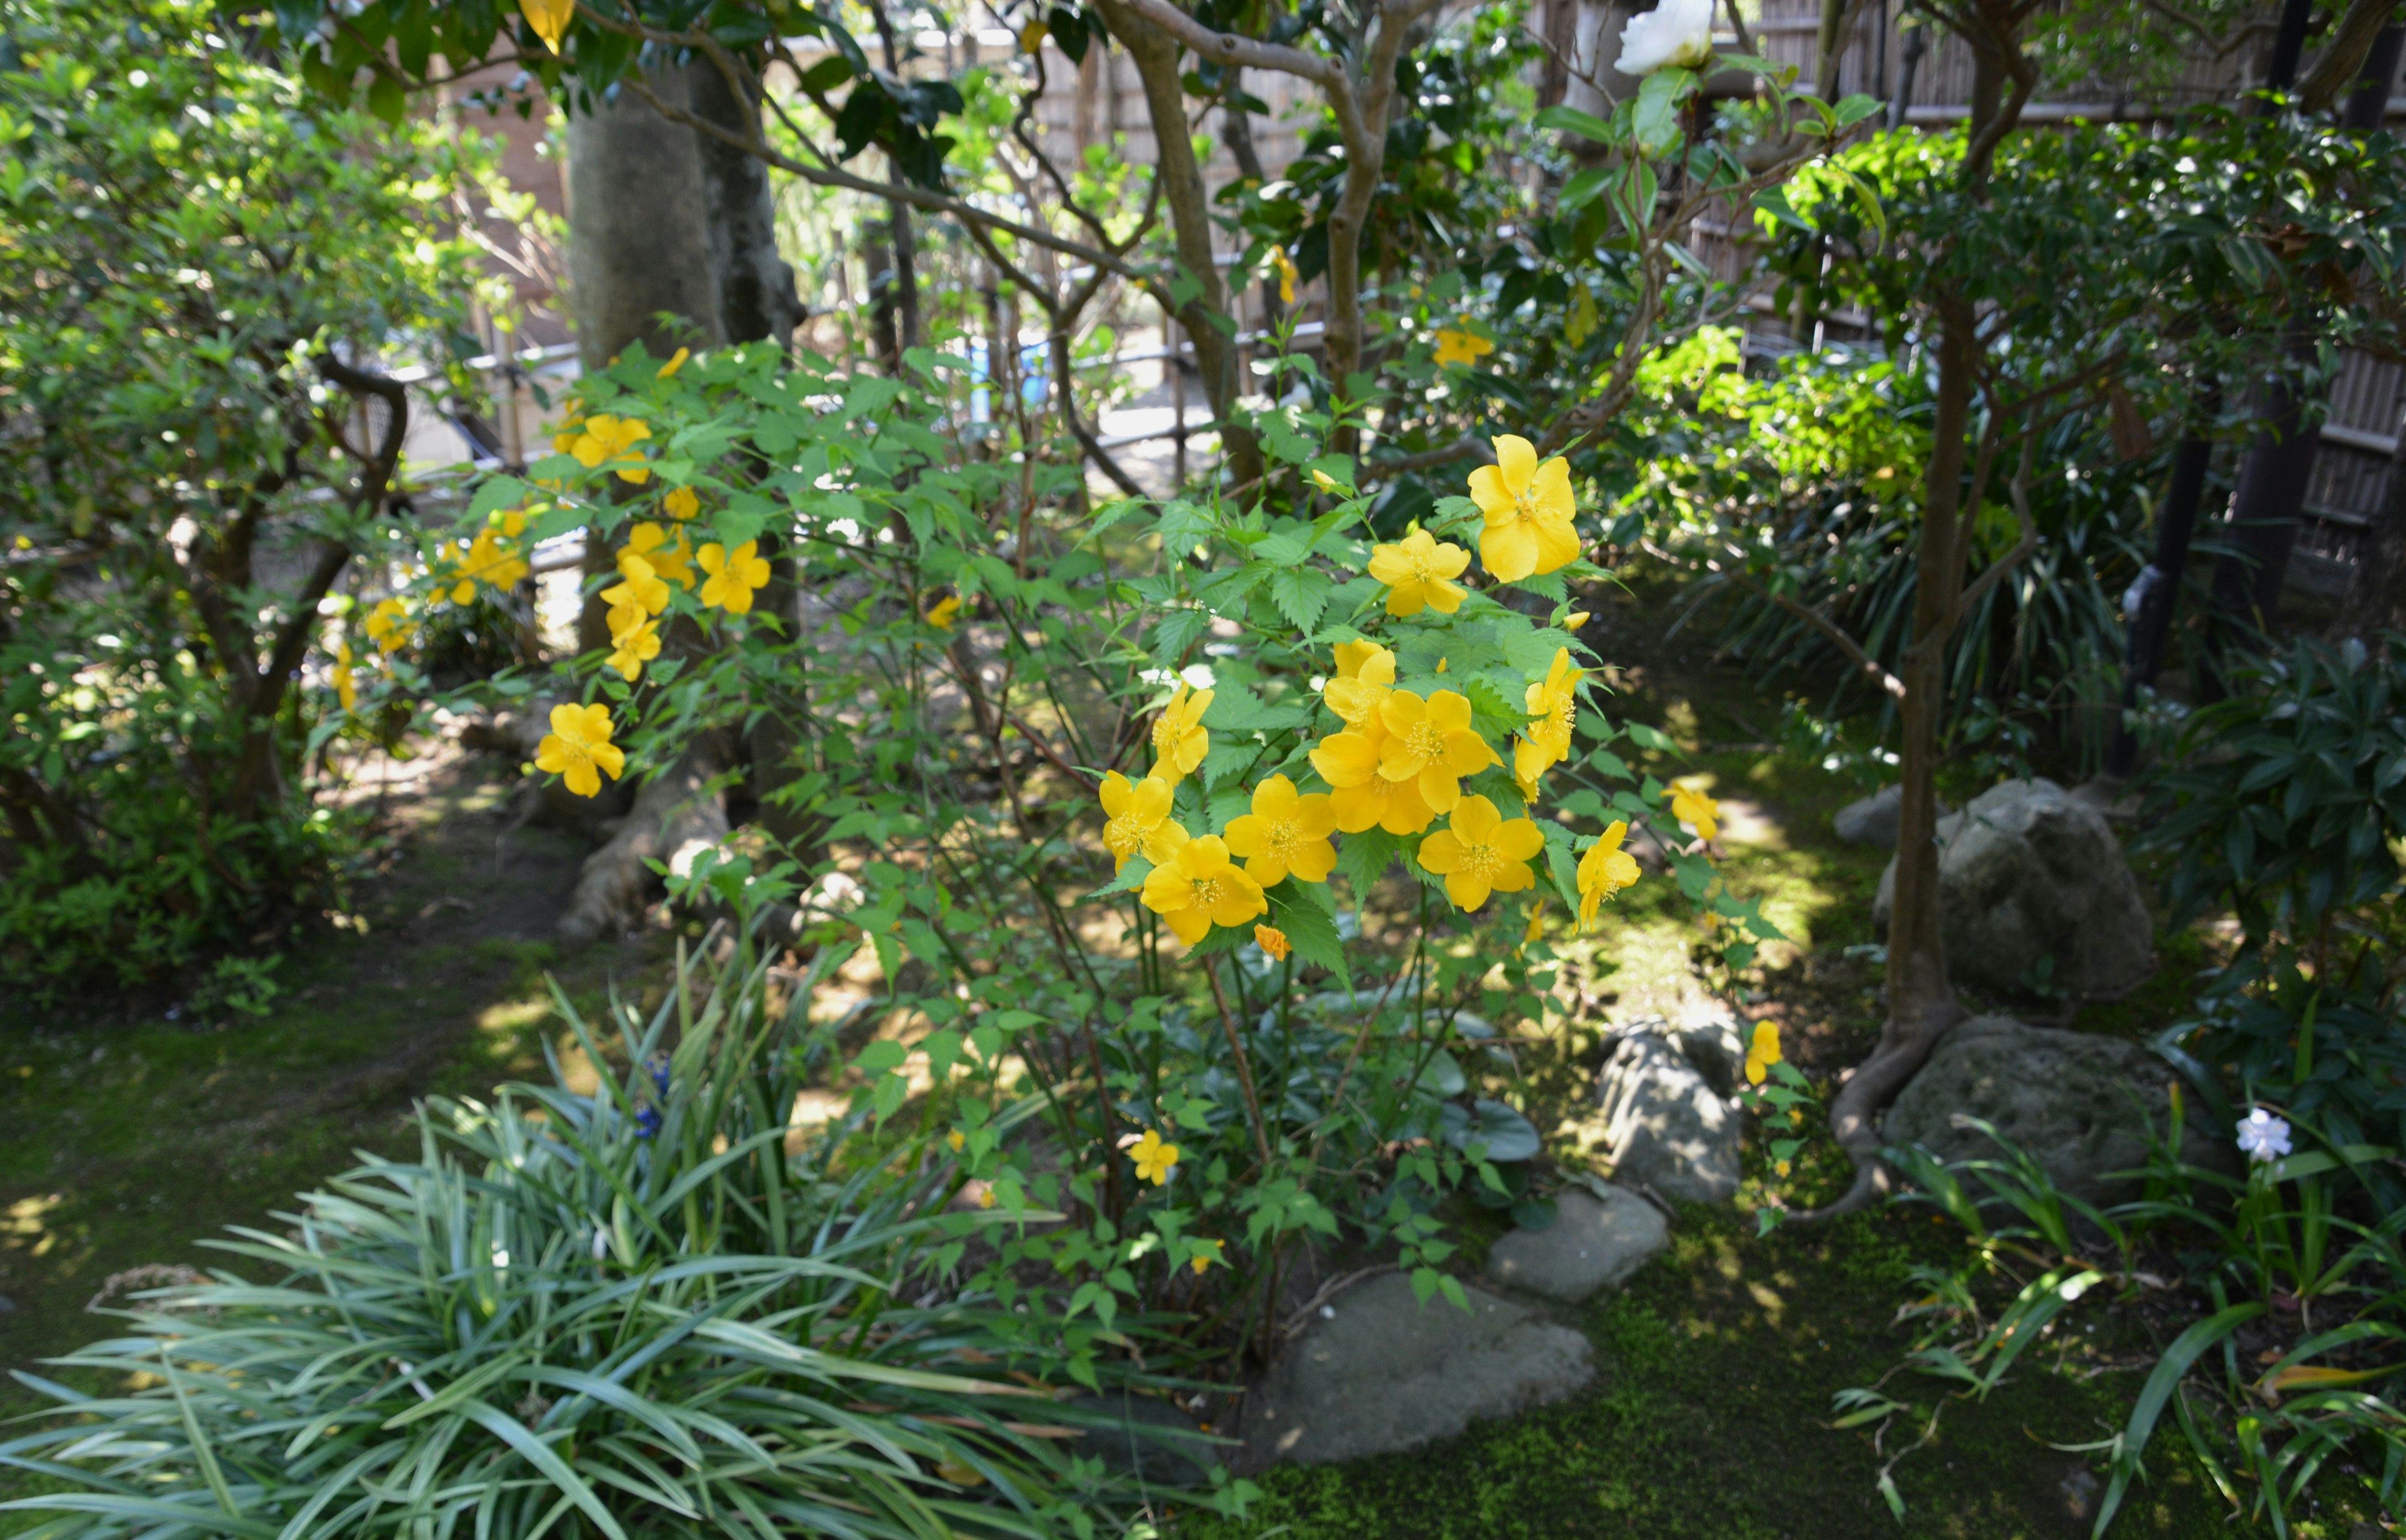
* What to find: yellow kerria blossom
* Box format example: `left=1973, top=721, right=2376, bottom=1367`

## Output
left=567, top=414, right=652, bottom=483
left=1323, top=642, right=1396, bottom=727
left=446, top=528, right=530, bottom=603
left=697, top=539, right=771, bottom=614
left=1576, top=819, right=1640, bottom=930
left=945, top=1129, right=966, bottom=1152
left=1515, top=647, right=1585, bottom=793
left=1744, top=1020, right=1783, bottom=1086
left=519, top=0, right=571, bottom=53
left=1273, top=248, right=1300, bottom=305
left=1467, top=434, right=1581, bottom=583
left=534, top=702, right=625, bottom=799
left=1224, top=774, right=1338, bottom=886
left=1254, top=925, right=1291, bottom=962
left=626, top=521, right=695, bottom=589
left=602, top=553, right=670, bottom=635
left=1377, top=689, right=1498, bottom=813
left=1098, top=773, right=1185, bottom=870
left=1670, top=777, right=1721, bottom=843
left=333, top=643, right=358, bottom=712
left=1564, top=610, right=1590, bottom=632
left=1149, top=681, right=1212, bottom=783
left=1130, top=1128, right=1180, bottom=1186
left=1190, top=1237, right=1226, bottom=1274
left=656, top=346, right=690, bottom=379
left=925, top=593, right=962, bottom=630
left=607, top=618, right=661, bottom=682
left=1523, top=898, right=1548, bottom=945
left=1417, top=794, right=1544, bottom=912
left=363, top=597, right=414, bottom=656
left=1432, top=327, right=1494, bottom=367
left=1366, top=529, right=1471, bottom=618
left=1140, top=834, right=1266, bottom=945
left=661, top=486, right=699, bottom=521
left=1311, top=716, right=1439, bottom=835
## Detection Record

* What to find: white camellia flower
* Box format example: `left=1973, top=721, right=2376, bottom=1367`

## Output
left=1614, top=0, right=1717, bottom=75
left=2236, top=1106, right=2293, bottom=1164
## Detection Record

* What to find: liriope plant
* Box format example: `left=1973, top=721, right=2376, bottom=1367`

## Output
left=0, top=940, right=1190, bottom=1539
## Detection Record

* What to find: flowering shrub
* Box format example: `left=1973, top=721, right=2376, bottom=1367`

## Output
left=353, top=336, right=1785, bottom=1356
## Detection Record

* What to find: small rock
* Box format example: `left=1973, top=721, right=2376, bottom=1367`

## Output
left=1883, top=1015, right=2234, bottom=1205
left=0, top=1294, right=16, bottom=1314
left=1241, top=1273, right=1593, bottom=1466
left=1835, top=784, right=1900, bottom=846
left=1873, top=778, right=2153, bottom=1000
left=1593, top=1033, right=1741, bottom=1204
left=1484, top=1184, right=1668, bottom=1303
left=1063, top=1392, right=1212, bottom=1487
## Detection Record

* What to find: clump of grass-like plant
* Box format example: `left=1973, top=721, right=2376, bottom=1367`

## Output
left=0, top=937, right=1180, bottom=1539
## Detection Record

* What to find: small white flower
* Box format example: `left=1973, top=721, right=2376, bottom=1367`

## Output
left=1179, top=662, right=1216, bottom=690
left=2236, top=1107, right=2292, bottom=1164
left=1614, top=0, right=1716, bottom=76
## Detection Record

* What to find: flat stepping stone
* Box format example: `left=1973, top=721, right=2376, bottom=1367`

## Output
left=1484, top=1184, right=1667, bottom=1303
left=1242, top=1272, right=1593, bottom=1466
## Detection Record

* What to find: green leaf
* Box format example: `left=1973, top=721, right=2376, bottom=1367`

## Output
left=1266, top=566, right=1334, bottom=633
left=1533, top=104, right=1617, bottom=144
left=1266, top=884, right=1348, bottom=984
left=1632, top=68, right=1694, bottom=159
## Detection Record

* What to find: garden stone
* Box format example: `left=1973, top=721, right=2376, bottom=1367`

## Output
left=1834, top=784, right=1902, bottom=846
left=1883, top=1015, right=2232, bottom=1205
left=1484, top=1184, right=1668, bottom=1303
left=1241, top=1272, right=1592, bottom=1467
left=1063, top=1392, right=1212, bottom=1487
left=1593, top=1031, right=1741, bottom=1204
left=1872, top=778, right=2153, bottom=999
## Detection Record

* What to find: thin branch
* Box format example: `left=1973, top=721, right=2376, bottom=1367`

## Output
left=1116, top=0, right=1343, bottom=90
left=1368, top=437, right=1497, bottom=476
left=1950, top=434, right=2042, bottom=620
left=1699, top=550, right=1909, bottom=699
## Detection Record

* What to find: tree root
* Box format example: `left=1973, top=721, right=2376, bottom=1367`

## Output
left=556, top=742, right=730, bottom=945
left=1785, top=999, right=1968, bottom=1224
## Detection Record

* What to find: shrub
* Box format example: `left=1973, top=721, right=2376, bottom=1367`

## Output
left=0, top=0, right=484, bottom=999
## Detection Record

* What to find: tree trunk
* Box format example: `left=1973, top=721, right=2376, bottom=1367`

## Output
left=1091, top=0, right=1266, bottom=487
left=687, top=61, right=805, bottom=350
left=557, top=740, right=734, bottom=945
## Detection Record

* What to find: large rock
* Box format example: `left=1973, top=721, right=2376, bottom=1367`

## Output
left=1873, top=778, right=2153, bottom=1000
left=1591, top=1032, right=1741, bottom=1204
left=1241, top=1273, right=1593, bottom=1466
left=1835, top=784, right=1905, bottom=846
left=1484, top=1184, right=1668, bottom=1303
left=1883, top=1015, right=2230, bottom=1205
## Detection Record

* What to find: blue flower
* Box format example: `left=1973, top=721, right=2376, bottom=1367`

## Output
left=647, top=1058, right=672, bottom=1096
left=635, top=1105, right=662, bottom=1141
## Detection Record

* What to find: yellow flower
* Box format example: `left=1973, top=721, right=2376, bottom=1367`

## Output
left=567, top=414, right=652, bottom=484
left=1515, top=647, right=1585, bottom=793
left=1140, top=834, right=1266, bottom=945
left=626, top=521, right=694, bottom=589
left=1523, top=898, right=1547, bottom=945
left=362, top=597, right=414, bottom=656
left=333, top=643, right=358, bottom=712
left=1366, top=529, right=1471, bottom=618
left=1432, top=327, right=1494, bottom=367
left=607, top=618, right=661, bottom=682
left=1273, top=248, right=1300, bottom=305
left=1130, top=1128, right=1180, bottom=1185
left=946, top=1129, right=966, bottom=1152
left=1416, top=794, right=1544, bottom=912
left=1149, top=682, right=1212, bottom=784
left=1098, top=772, right=1184, bottom=871
left=534, top=702, right=625, bottom=799
left=925, top=594, right=962, bottom=630
left=1467, top=434, right=1581, bottom=583
left=976, top=1184, right=996, bottom=1209
left=661, top=486, right=699, bottom=522
left=1670, top=777, right=1721, bottom=843
left=1254, top=925, right=1291, bottom=962
left=1323, top=642, right=1396, bottom=728
left=697, top=539, right=771, bottom=614
left=447, top=528, right=530, bottom=602
left=1564, top=610, right=1590, bottom=632
left=1377, top=689, right=1498, bottom=814
left=1312, top=716, right=1438, bottom=835
left=1190, top=1237, right=1226, bottom=1274
left=1744, top=1021, right=1783, bottom=1086
left=519, top=0, right=572, bottom=53
left=1224, top=774, right=1337, bottom=886
left=1775, top=1158, right=1793, bottom=1178
left=656, top=346, right=690, bottom=379
left=1576, top=819, right=1640, bottom=930
left=602, top=552, right=670, bottom=633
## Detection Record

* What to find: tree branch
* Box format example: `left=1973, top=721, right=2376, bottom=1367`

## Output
left=1114, top=0, right=1343, bottom=88
left=1700, top=551, right=1909, bottom=699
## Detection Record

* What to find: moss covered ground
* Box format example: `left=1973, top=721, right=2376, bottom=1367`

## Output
left=0, top=587, right=2380, bottom=1536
